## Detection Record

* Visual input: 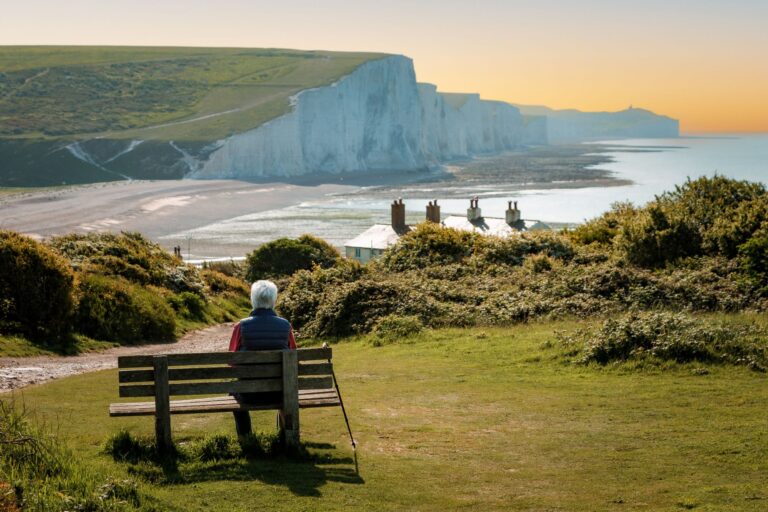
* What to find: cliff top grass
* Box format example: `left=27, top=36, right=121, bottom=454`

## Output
left=0, top=46, right=387, bottom=141
left=7, top=318, right=767, bottom=511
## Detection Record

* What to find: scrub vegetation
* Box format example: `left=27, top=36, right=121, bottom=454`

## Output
left=0, top=231, right=250, bottom=355
left=280, top=177, right=768, bottom=354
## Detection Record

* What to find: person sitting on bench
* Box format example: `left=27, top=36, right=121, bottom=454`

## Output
left=228, top=280, right=296, bottom=437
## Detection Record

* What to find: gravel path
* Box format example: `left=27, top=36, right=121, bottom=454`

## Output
left=0, top=323, right=234, bottom=393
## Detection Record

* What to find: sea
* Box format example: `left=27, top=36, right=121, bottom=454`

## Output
left=166, top=134, right=768, bottom=255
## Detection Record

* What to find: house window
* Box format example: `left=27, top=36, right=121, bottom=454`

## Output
left=354, top=247, right=361, bottom=258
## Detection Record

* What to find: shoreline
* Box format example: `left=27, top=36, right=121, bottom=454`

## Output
left=0, top=144, right=631, bottom=259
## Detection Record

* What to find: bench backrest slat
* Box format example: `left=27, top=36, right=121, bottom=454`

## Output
left=298, top=376, right=334, bottom=390
left=298, top=362, right=333, bottom=376
left=120, top=378, right=284, bottom=398
left=117, top=347, right=334, bottom=399
left=119, top=365, right=283, bottom=383
left=118, top=347, right=331, bottom=369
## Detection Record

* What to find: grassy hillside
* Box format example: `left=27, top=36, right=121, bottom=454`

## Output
left=5, top=319, right=766, bottom=511
left=0, top=46, right=385, bottom=141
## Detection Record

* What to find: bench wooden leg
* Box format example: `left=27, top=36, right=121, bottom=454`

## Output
left=281, top=350, right=300, bottom=450
left=153, top=356, right=173, bottom=453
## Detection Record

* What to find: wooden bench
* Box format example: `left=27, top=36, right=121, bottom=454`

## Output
left=108, top=347, right=340, bottom=452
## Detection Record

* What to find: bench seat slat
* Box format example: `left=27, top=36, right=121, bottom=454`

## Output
left=109, top=390, right=340, bottom=417
left=119, top=365, right=282, bottom=383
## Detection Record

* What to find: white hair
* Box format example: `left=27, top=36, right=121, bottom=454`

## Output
left=250, top=280, right=278, bottom=309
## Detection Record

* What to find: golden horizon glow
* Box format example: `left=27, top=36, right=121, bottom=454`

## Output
left=2, top=0, right=767, bottom=133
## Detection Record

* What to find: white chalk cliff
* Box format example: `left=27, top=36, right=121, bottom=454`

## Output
left=190, top=56, right=544, bottom=179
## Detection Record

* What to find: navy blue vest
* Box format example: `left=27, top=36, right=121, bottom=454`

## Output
left=239, top=308, right=291, bottom=351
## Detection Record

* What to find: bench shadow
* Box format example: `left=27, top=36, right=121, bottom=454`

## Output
left=153, top=446, right=363, bottom=497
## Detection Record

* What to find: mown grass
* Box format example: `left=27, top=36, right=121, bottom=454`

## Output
left=5, top=317, right=766, bottom=511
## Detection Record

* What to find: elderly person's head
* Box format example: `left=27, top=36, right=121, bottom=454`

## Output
left=250, top=280, right=278, bottom=310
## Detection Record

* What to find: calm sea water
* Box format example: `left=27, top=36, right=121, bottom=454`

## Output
left=165, top=134, right=768, bottom=253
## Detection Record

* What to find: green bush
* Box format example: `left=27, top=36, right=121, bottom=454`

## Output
left=308, top=279, right=442, bottom=337
left=477, top=231, right=574, bottom=267
left=277, top=259, right=366, bottom=333
left=76, top=274, right=176, bottom=344
left=382, top=223, right=481, bottom=271
left=201, top=269, right=249, bottom=296
left=569, top=202, right=635, bottom=246
left=371, top=314, right=424, bottom=345
left=0, top=231, right=75, bottom=341
left=558, top=311, right=768, bottom=370
left=615, top=204, right=700, bottom=267
left=49, top=232, right=204, bottom=294
left=245, top=234, right=340, bottom=281
left=168, top=291, right=207, bottom=320
left=739, top=223, right=768, bottom=292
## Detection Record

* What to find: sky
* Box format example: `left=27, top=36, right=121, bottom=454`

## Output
left=2, top=0, right=766, bottom=133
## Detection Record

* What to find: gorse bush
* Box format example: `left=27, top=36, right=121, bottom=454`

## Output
left=557, top=311, right=768, bottom=371
left=0, top=230, right=75, bottom=342
left=245, top=234, right=339, bottom=281
left=76, top=274, right=176, bottom=344
left=49, top=231, right=204, bottom=294
left=281, top=178, right=768, bottom=339
left=572, top=176, right=768, bottom=269
left=371, top=314, right=424, bottom=345
left=382, top=222, right=481, bottom=271
left=0, top=402, right=154, bottom=511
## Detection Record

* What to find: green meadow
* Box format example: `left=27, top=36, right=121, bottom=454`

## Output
left=6, top=320, right=767, bottom=511
left=0, top=46, right=385, bottom=140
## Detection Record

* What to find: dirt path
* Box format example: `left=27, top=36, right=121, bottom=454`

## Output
left=0, top=323, right=234, bottom=393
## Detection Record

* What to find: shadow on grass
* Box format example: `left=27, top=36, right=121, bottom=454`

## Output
left=111, top=434, right=364, bottom=497
left=165, top=455, right=364, bottom=497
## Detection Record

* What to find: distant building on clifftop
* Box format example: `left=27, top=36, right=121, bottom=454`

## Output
left=344, top=198, right=550, bottom=263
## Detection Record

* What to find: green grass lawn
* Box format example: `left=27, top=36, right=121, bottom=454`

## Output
left=5, top=320, right=767, bottom=511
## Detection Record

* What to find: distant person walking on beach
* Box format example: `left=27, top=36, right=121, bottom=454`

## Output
left=228, top=280, right=297, bottom=437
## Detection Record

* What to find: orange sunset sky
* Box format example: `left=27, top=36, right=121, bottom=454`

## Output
left=2, top=0, right=767, bottom=133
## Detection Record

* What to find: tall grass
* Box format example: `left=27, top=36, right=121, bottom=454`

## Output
left=0, top=400, right=159, bottom=511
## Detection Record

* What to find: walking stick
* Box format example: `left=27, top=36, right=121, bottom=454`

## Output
left=324, top=343, right=356, bottom=450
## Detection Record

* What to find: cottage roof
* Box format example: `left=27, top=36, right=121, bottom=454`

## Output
left=344, top=224, right=409, bottom=250
left=442, top=215, right=517, bottom=237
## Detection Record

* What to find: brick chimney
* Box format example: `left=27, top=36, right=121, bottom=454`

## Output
left=425, top=200, right=441, bottom=223
left=506, top=200, right=521, bottom=226
left=467, top=197, right=482, bottom=222
left=391, top=198, right=406, bottom=231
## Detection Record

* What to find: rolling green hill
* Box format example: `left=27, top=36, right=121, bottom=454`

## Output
left=0, top=46, right=385, bottom=141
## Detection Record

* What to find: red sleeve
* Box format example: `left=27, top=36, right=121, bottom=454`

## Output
left=288, top=327, right=297, bottom=350
left=228, top=323, right=242, bottom=352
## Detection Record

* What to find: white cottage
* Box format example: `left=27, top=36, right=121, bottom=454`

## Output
left=344, top=198, right=550, bottom=263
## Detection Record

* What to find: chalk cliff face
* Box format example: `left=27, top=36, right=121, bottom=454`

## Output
left=192, top=56, right=427, bottom=178
left=0, top=52, right=681, bottom=187
left=190, top=56, right=543, bottom=179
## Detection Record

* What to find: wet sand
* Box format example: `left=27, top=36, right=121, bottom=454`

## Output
left=0, top=179, right=357, bottom=244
